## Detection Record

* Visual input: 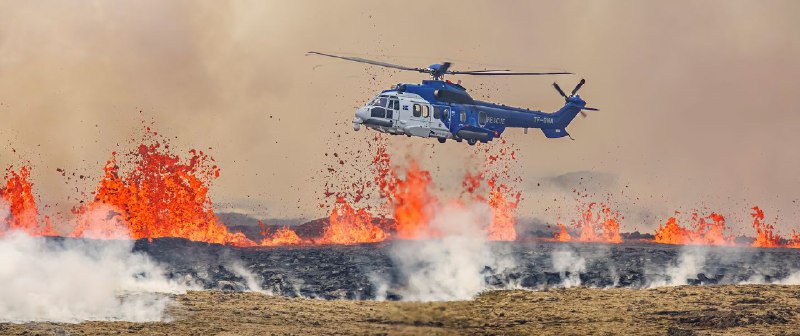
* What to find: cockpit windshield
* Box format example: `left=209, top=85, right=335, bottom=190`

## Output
left=371, top=96, right=389, bottom=107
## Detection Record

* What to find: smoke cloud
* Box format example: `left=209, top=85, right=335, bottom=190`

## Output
left=386, top=202, right=516, bottom=301
left=0, top=232, right=194, bottom=323
left=1, top=1, right=798, bottom=231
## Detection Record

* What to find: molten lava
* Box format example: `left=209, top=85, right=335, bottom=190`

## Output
left=556, top=202, right=622, bottom=244
left=69, top=134, right=255, bottom=246
left=788, top=231, right=800, bottom=248
left=553, top=223, right=573, bottom=242
left=322, top=198, right=389, bottom=244
left=486, top=186, right=519, bottom=241
left=751, top=206, right=781, bottom=248
left=260, top=226, right=302, bottom=246
left=653, top=212, right=734, bottom=245
left=0, top=165, right=55, bottom=236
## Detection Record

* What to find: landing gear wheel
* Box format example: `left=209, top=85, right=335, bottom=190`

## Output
left=467, top=139, right=477, bottom=146
left=437, top=137, right=446, bottom=144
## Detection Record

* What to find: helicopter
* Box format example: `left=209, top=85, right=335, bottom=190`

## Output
left=308, top=51, right=598, bottom=145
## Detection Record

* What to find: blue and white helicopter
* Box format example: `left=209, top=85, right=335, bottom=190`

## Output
left=309, top=52, right=598, bottom=145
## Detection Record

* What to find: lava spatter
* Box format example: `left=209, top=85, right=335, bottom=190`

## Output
left=653, top=212, right=734, bottom=246
left=553, top=201, right=622, bottom=244
left=0, top=165, right=55, bottom=236
left=322, top=197, right=389, bottom=244
left=751, top=206, right=781, bottom=248
left=69, top=130, right=255, bottom=246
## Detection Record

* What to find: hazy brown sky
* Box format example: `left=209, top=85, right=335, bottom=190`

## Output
left=1, top=1, right=799, bottom=232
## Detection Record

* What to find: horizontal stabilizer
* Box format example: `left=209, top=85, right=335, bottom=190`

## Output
left=541, top=128, right=569, bottom=139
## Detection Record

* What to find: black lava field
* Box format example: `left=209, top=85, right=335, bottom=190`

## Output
left=100, top=238, right=800, bottom=300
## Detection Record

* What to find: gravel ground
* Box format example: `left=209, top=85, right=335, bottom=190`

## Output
left=2, top=285, right=800, bottom=335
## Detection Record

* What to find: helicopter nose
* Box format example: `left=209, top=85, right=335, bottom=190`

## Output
left=353, top=107, right=369, bottom=131
left=355, top=107, right=369, bottom=121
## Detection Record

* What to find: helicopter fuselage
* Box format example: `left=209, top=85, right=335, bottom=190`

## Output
left=353, top=80, right=587, bottom=145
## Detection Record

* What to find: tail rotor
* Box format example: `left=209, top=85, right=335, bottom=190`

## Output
left=553, top=78, right=598, bottom=118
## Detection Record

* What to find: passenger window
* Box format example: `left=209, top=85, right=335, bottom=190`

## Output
left=443, top=108, right=449, bottom=119
left=423, top=105, right=430, bottom=118
left=460, top=111, right=467, bottom=123
left=478, top=111, right=487, bottom=126
left=433, top=106, right=441, bottom=119
left=413, top=104, right=422, bottom=117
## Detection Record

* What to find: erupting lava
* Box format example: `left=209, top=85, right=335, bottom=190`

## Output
left=68, top=131, right=255, bottom=246
left=0, top=165, right=55, bottom=236
left=260, top=226, right=302, bottom=246
left=553, top=223, right=572, bottom=242
left=653, top=212, right=734, bottom=245
left=554, top=202, right=622, bottom=244
left=751, top=206, right=781, bottom=248
left=322, top=135, right=521, bottom=243
left=322, top=198, right=389, bottom=244
left=375, top=157, right=438, bottom=239
left=8, top=129, right=800, bottom=250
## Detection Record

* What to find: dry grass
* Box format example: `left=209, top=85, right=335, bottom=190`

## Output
left=3, top=285, right=800, bottom=335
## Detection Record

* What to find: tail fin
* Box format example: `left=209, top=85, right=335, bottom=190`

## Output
left=540, top=97, right=585, bottom=138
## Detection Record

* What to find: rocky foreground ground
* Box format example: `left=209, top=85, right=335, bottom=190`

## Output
left=2, top=285, right=800, bottom=335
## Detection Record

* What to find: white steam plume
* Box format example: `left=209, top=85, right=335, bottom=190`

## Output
left=551, top=247, right=587, bottom=288
left=646, top=246, right=707, bottom=287
left=387, top=201, right=516, bottom=301
left=0, top=231, right=194, bottom=323
left=230, top=262, right=271, bottom=295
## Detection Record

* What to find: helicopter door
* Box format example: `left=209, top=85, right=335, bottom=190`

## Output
left=408, top=102, right=432, bottom=137
left=387, top=98, right=399, bottom=122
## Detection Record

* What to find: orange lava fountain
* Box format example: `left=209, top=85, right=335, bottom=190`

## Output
left=751, top=206, right=781, bottom=248
left=322, top=197, right=389, bottom=244
left=486, top=181, right=520, bottom=241
left=370, top=141, right=438, bottom=239
left=0, top=166, right=55, bottom=236
left=653, top=212, right=734, bottom=245
left=553, top=223, right=573, bottom=242
left=260, top=226, right=302, bottom=246
left=788, top=231, right=800, bottom=248
left=68, top=132, right=255, bottom=246
left=566, top=202, right=623, bottom=243
left=458, top=139, right=521, bottom=241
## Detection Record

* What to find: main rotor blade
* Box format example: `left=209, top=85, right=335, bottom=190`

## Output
left=450, top=69, right=512, bottom=73
left=581, top=107, right=599, bottom=111
left=448, top=70, right=573, bottom=76
left=571, top=78, right=586, bottom=96
left=553, top=82, right=568, bottom=98
left=307, top=51, right=430, bottom=73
